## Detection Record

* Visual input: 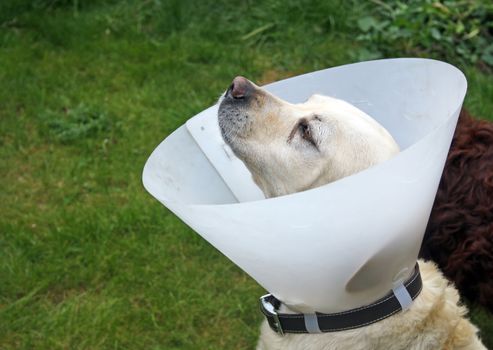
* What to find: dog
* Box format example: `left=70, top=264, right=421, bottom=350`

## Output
left=421, top=109, right=493, bottom=313
left=218, top=76, right=486, bottom=349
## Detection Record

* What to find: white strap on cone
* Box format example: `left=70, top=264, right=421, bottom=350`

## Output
left=393, top=282, right=413, bottom=311
left=304, top=313, right=322, bottom=334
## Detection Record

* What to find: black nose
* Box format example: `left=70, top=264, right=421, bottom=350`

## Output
left=228, top=76, right=252, bottom=99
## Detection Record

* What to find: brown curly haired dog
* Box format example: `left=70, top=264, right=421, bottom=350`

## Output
left=421, top=109, right=493, bottom=313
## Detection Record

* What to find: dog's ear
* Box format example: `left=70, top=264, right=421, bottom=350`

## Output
left=306, top=94, right=332, bottom=104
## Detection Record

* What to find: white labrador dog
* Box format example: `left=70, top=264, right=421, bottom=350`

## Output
left=218, top=77, right=486, bottom=350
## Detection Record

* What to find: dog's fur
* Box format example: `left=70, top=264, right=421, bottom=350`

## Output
left=218, top=78, right=399, bottom=197
left=421, top=109, right=493, bottom=314
left=218, top=77, right=486, bottom=349
left=257, top=261, right=484, bottom=350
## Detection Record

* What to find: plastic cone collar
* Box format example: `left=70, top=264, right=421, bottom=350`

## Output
left=143, top=59, right=467, bottom=313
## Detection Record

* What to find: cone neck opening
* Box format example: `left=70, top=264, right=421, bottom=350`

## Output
left=260, top=263, right=422, bottom=334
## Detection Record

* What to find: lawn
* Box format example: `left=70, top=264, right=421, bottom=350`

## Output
left=1, top=1, right=492, bottom=349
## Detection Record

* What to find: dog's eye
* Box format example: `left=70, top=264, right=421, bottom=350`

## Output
left=298, top=120, right=318, bottom=148
left=287, top=119, right=318, bottom=150
left=299, top=122, right=311, bottom=139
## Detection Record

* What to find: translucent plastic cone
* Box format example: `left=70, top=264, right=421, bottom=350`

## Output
left=143, top=59, right=467, bottom=313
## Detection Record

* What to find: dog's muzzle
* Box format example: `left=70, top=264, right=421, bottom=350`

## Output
left=259, top=263, right=422, bottom=335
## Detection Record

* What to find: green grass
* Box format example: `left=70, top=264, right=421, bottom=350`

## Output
left=1, top=1, right=492, bottom=349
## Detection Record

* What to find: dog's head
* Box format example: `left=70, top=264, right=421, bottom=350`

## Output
left=218, top=76, right=400, bottom=198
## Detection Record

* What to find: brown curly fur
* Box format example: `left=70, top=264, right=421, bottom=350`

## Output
left=420, top=109, right=493, bottom=313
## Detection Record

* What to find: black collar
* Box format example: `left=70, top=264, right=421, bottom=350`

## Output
left=259, top=263, right=422, bottom=335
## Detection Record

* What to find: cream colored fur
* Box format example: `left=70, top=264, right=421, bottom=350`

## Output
left=218, top=81, right=399, bottom=198
left=256, top=261, right=485, bottom=350
left=218, top=78, right=486, bottom=349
